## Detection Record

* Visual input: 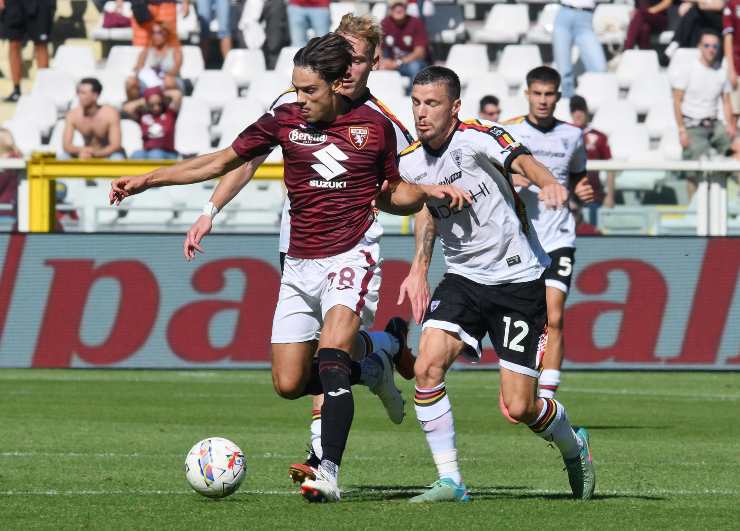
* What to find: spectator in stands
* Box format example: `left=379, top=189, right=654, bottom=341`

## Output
left=624, top=0, right=672, bottom=50
left=570, top=95, right=615, bottom=223
left=478, top=95, right=501, bottom=122
left=62, top=78, right=125, bottom=160
left=119, top=0, right=187, bottom=48
left=0, top=128, right=21, bottom=222
left=263, top=0, right=291, bottom=69
left=126, top=22, right=184, bottom=101
left=123, top=86, right=181, bottom=159
left=665, top=0, right=725, bottom=56
left=380, top=0, right=429, bottom=91
left=552, top=0, right=607, bottom=98
left=723, top=0, right=740, bottom=123
left=287, top=0, right=330, bottom=47
left=0, top=0, right=55, bottom=102
left=196, top=0, right=232, bottom=61
left=672, top=30, right=737, bottom=197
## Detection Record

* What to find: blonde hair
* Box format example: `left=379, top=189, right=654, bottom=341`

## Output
left=336, top=14, right=382, bottom=57
left=0, top=128, right=20, bottom=158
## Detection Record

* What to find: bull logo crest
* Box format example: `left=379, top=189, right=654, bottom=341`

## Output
left=349, top=127, right=369, bottom=150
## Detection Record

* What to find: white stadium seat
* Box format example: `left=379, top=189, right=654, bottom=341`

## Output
left=659, top=128, right=683, bottom=160
left=180, top=45, right=205, bottom=81
left=593, top=3, right=632, bottom=45
left=473, top=4, right=529, bottom=44
left=226, top=180, right=284, bottom=229
left=554, top=97, right=571, bottom=122
left=47, top=120, right=83, bottom=157
left=608, top=125, right=651, bottom=161
left=330, top=2, right=357, bottom=30
left=645, top=99, right=677, bottom=138
left=53, top=45, right=96, bottom=80
left=367, top=70, right=406, bottom=102
left=179, top=97, right=212, bottom=128
left=526, top=3, right=560, bottom=44
left=213, top=97, right=265, bottom=142
left=245, top=72, right=292, bottom=110
left=116, top=188, right=176, bottom=225
left=575, top=72, right=619, bottom=113
left=120, top=119, right=143, bottom=158
left=497, top=45, right=543, bottom=88
left=616, top=49, right=660, bottom=89
left=591, top=100, right=638, bottom=136
left=175, top=117, right=212, bottom=156
left=192, top=71, right=238, bottom=111
left=3, top=120, right=42, bottom=156
left=668, top=48, right=699, bottom=78
left=274, top=46, right=300, bottom=76
left=96, top=70, right=128, bottom=108
left=104, top=45, right=143, bottom=74
left=12, top=95, right=57, bottom=136
left=31, top=69, right=77, bottom=111
left=222, top=49, right=266, bottom=88
left=627, top=72, right=671, bottom=115
left=498, top=96, right=529, bottom=122
left=445, top=44, right=490, bottom=85
left=92, top=1, right=134, bottom=42
left=460, top=73, right=510, bottom=119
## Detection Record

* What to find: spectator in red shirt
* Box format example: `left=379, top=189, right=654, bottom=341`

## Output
left=380, top=0, right=429, bottom=92
left=570, top=95, right=615, bottom=223
left=723, top=0, right=740, bottom=122
left=624, top=0, right=672, bottom=50
left=287, top=0, right=330, bottom=47
left=123, top=86, right=181, bottom=159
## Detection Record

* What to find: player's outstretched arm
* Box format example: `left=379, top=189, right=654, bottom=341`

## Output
left=398, top=206, right=436, bottom=324
left=510, top=154, right=568, bottom=209
left=182, top=154, right=268, bottom=261
left=109, top=147, right=245, bottom=205
left=377, top=180, right=472, bottom=215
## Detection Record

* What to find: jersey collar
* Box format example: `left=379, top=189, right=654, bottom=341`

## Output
left=422, top=119, right=460, bottom=157
left=525, top=116, right=559, bottom=133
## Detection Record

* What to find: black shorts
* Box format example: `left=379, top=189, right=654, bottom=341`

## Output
left=423, top=273, right=548, bottom=377
left=1, top=0, right=56, bottom=43
left=543, top=247, right=575, bottom=294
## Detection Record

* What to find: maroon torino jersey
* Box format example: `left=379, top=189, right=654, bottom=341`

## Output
left=231, top=100, right=401, bottom=259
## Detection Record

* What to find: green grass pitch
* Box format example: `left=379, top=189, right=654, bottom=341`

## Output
left=0, top=370, right=738, bottom=530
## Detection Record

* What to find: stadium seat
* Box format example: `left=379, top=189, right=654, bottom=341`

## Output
left=499, top=96, right=529, bottom=121
left=592, top=3, right=632, bottom=45
left=367, top=70, right=406, bottom=102
left=31, top=69, right=77, bottom=111
left=554, top=97, right=571, bottom=122
left=627, top=72, right=671, bottom=115
left=115, top=187, right=176, bottom=226
left=3, top=120, right=42, bottom=156
left=445, top=44, right=490, bottom=85
left=47, top=120, right=84, bottom=157
left=274, top=46, right=300, bottom=77
left=472, top=4, right=529, bottom=44
left=497, top=45, right=543, bottom=88
left=575, top=72, right=619, bottom=113
left=12, top=95, right=57, bottom=137
left=176, top=0, right=199, bottom=41
left=175, top=117, right=213, bottom=156
left=598, top=206, right=652, bottom=234
left=179, top=97, right=212, bottom=128
left=525, top=3, right=560, bottom=44
left=591, top=100, right=638, bottom=136
left=53, top=45, right=97, bottom=81
left=330, top=2, right=357, bottom=29
left=460, top=73, right=510, bottom=119
left=192, top=71, right=238, bottom=111
left=104, top=45, right=143, bottom=74
left=645, top=100, right=677, bottom=138
left=91, top=1, right=134, bottom=42
left=616, top=50, right=660, bottom=89
left=245, top=72, right=292, bottom=110
left=222, top=49, right=266, bottom=88
left=659, top=128, right=683, bottom=160
left=120, top=119, right=144, bottom=158
left=180, top=45, right=205, bottom=81
left=213, top=97, right=265, bottom=142
left=370, top=2, right=387, bottom=20
left=608, top=125, right=651, bottom=161
left=226, top=180, right=284, bottom=229
left=96, top=70, right=128, bottom=108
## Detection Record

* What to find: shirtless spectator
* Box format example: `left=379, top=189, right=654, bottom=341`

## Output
left=123, top=86, right=181, bottom=159
left=62, top=78, right=124, bottom=160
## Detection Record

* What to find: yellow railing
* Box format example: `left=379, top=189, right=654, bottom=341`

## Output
left=26, top=152, right=285, bottom=233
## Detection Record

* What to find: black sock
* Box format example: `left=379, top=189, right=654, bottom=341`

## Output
left=303, top=358, right=361, bottom=396
left=318, top=348, right=354, bottom=467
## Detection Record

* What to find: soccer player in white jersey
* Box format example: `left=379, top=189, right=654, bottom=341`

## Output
left=180, top=16, right=417, bottom=485
left=397, top=66, right=595, bottom=502
left=503, top=66, right=594, bottom=405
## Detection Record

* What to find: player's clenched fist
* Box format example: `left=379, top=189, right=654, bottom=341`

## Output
left=109, top=175, right=149, bottom=205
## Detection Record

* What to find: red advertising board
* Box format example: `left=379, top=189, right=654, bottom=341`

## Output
left=0, top=234, right=737, bottom=368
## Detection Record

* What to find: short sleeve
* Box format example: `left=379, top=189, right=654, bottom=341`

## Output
left=231, top=112, right=280, bottom=160
left=723, top=79, right=732, bottom=94
left=478, top=124, right=531, bottom=172
left=600, top=133, right=612, bottom=160
left=569, top=132, right=588, bottom=175
left=723, top=5, right=734, bottom=34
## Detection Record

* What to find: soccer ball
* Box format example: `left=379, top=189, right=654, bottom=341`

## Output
left=185, top=437, right=246, bottom=498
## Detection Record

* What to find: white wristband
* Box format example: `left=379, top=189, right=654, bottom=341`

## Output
left=202, top=201, right=219, bottom=219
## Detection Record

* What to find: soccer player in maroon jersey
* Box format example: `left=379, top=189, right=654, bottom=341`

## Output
left=110, top=33, right=469, bottom=502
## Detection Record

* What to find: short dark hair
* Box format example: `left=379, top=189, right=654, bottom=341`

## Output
left=412, top=66, right=461, bottom=100
left=79, top=77, right=102, bottom=95
left=570, top=95, right=588, bottom=113
left=293, top=33, right=353, bottom=84
left=525, top=66, right=561, bottom=90
left=479, top=94, right=499, bottom=110
left=698, top=29, right=721, bottom=42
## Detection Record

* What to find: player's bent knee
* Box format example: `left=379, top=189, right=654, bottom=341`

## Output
left=414, top=354, right=446, bottom=387
left=271, top=372, right=306, bottom=400
left=504, top=396, right=537, bottom=423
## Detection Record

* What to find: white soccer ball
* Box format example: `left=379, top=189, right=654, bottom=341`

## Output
left=184, top=437, right=246, bottom=498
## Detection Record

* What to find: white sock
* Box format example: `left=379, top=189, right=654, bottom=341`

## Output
left=415, top=383, right=462, bottom=485
left=310, top=411, right=322, bottom=460
left=528, top=398, right=582, bottom=459
left=538, top=369, right=561, bottom=399
left=366, top=331, right=399, bottom=357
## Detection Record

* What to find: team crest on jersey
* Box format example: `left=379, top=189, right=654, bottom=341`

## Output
left=289, top=129, right=327, bottom=146
left=450, top=148, right=463, bottom=169
left=349, top=127, right=369, bottom=150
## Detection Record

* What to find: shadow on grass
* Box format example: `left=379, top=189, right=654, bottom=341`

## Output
left=580, top=425, right=668, bottom=431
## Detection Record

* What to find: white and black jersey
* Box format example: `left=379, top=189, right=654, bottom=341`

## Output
left=274, top=90, right=415, bottom=254
left=399, top=119, right=549, bottom=286
left=503, top=116, right=587, bottom=252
